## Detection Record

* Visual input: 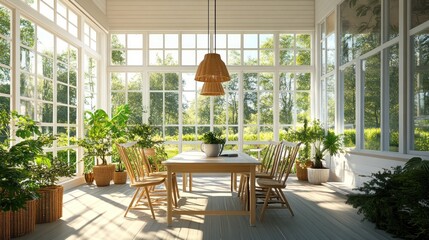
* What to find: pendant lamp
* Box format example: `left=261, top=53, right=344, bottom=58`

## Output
left=196, top=0, right=230, bottom=96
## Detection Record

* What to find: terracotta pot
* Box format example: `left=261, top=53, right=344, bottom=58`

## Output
left=10, top=199, right=36, bottom=238
left=113, top=171, right=127, bottom=184
left=84, top=172, right=95, bottom=185
left=296, top=160, right=313, bottom=181
left=0, top=211, right=10, bottom=240
left=307, top=168, right=330, bottom=185
left=93, top=164, right=115, bottom=187
left=36, top=185, right=64, bottom=223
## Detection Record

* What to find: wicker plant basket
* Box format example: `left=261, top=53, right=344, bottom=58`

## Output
left=296, top=160, right=313, bottom=181
left=10, top=199, right=36, bottom=238
left=93, top=164, right=115, bottom=187
left=113, top=171, right=127, bottom=184
left=36, top=185, right=64, bottom=223
left=0, top=211, right=10, bottom=240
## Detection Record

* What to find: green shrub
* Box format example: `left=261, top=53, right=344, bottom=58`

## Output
left=346, top=157, right=429, bottom=239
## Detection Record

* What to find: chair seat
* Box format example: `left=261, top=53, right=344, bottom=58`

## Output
left=257, top=178, right=286, bottom=188
left=130, top=176, right=165, bottom=187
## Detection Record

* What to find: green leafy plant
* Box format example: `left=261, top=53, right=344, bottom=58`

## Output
left=346, top=157, right=429, bottom=239
left=201, top=131, right=226, bottom=144
left=29, top=157, right=75, bottom=188
left=312, top=127, right=343, bottom=168
left=0, top=109, right=52, bottom=212
left=78, top=105, right=130, bottom=167
left=148, top=144, right=169, bottom=172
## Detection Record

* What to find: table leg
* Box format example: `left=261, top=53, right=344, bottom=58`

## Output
left=182, top=173, right=187, bottom=192
left=189, top=173, right=192, bottom=192
left=249, top=167, right=256, bottom=226
left=167, top=168, right=173, bottom=226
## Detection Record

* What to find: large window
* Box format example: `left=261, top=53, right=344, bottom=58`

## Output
left=19, top=17, right=78, bottom=171
left=109, top=32, right=313, bottom=153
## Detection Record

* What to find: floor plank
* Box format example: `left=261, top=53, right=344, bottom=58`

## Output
left=16, top=174, right=395, bottom=240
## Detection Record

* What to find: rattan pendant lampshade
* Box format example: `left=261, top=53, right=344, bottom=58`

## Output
left=200, top=82, right=225, bottom=96
left=195, top=0, right=230, bottom=96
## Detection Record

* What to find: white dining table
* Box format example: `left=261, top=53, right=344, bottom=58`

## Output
left=162, top=151, right=261, bottom=226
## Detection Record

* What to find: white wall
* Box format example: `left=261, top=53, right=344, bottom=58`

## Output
left=315, top=0, right=341, bottom=23
left=106, top=0, right=315, bottom=31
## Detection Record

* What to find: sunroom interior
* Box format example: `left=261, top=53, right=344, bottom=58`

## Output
left=0, top=0, right=428, bottom=238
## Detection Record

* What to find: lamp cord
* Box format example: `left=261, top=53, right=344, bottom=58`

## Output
left=214, top=0, right=217, bottom=53
left=207, top=0, right=210, bottom=53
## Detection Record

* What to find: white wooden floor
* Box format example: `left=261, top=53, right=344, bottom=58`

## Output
left=16, top=174, right=394, bottom=240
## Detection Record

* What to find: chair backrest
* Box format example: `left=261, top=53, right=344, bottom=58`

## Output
left=273, top=141, right=301, bottom=186
left=116, top=142, right=148, bottom=184
left=259, top=141, right=283, bottom=175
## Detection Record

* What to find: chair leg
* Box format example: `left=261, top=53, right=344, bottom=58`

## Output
left=144, top=186, right=156, bottom=219
left=277, top=188, right=294, bottom=216
left=174, top=174, right=180, bottom=199
left=125, top=187, right=141, bottom=217
left=189, top=173, right=193, bottom=192
left=237, top=174, right=244, bottom=197
left=259, top=187, right=272, bottom=222
left=172, top=176, right=178, bottom=207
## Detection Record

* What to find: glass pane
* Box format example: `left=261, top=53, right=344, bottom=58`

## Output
left=127, top=50, right=143, bottom=65
left=149, top=50, right=163, bottom=65
left=0, top=5, right=11, bottom=37
left=411, top=0, right=429, bottom=29
left=37, top=78, right=53, bottom=101
left=228, top=50, right=241, bottom=65
left=227, top=92, right=239, bottom=125
left=363, top=53, right=381, bottom=151
left=127, top=34, right=142, bottom=48
left=296, top=92, right=310, bottom=123
left=165, top=50, right=178, bottom=65
left=149, top=92, right=163, bottom=125
left=165, top=34, right=178, bottom=48
left=182, top=92, right=196, bottom=125
left=20, top=47, right=35, bottom=73
left=37, top=27, right=54, bottom=56
left=279, top=91, right=293, bottom=125
left=57, top=62, right=67, bottom=83
left=149, top=34, right=163, bottom=48
left=411, top=30, right=429, bottom=151
left=182, top=34, right=195, bottom=48
left=57, top=83, right=68, bottom=104
left=20, top=100, right=34, bottom=118
left=197, top=97, right=210, bottom=125
left=20, top=18, right=36, bottom=48
left=296, top=50, right=311, bottom=65
left=150, top=73, right=163, bottom=90
left=260, top=50, right=274, bottom=66
left=280, top=50, right=294, bottom=65
left=244, top=92, right=257, bottom=124
left=70, top=107, right=77, bottom=124
left=37, top=55, right=53, bottom=79
left=296, top=34, right=311, bottom=48
left=343, top=65, right=356, bottom=148
left=20, top=73, right=34, bottom=97
left=340, top=0, right=381, bottom=64
left=165, top=73, right=179, bottom=90
left=296, top=73, right=311, bottom=90
left=0, top=39, right=10, bottom=66
left=243, top=34, right=258, bottom=48
left=243, top=50, right=258, bottom=65
left=111, top=72, right=125, bottom=90
left=111, top=50, right=125, bottom=65
left=0, top=67, right=10, bottom=94
left=128, top=72, right=143, bottom=90
left=259, top=73, right=273, bottom=91
left=387, top=0, right=399, bottom=40
left=57, top=105, right=68, bottom=123
left=214, top=96, right=226, bottom=125
left=70, top=87, right=76, bottom=105
left=165, top=92, right=179, bottom=124
left=128, top=92, right=143, bottom=124
left=279, top=34, right=294, bottom=48
left=280, top=72, right=294, bottom=91
left=244, top=73, right=257, bottom=90
left=388, top=44, right=399, bottom=152
left=182, top=50, right=195, bottom=65
left=259, top=92, right=273, bottom=124
left=38, top=102, right=53, bottom=123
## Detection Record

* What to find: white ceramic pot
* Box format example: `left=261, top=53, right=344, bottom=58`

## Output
left=307, top=168, right=330, bottom=185
left=200, top=143, right=224, bottom=157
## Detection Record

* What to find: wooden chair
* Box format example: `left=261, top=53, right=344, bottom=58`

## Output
left=140, top=147, right=180, bottom=207
left=238, top=141, right=284, bottom=208
left=116, top=142, right=166, bottom=219
left=256, top=141, right=301, bottom=221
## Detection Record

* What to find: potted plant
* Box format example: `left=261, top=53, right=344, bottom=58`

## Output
left=0, top=109, right=48, bottom=238
left=307, top=120, right=343, bottom=184
left=83, top=156, right=95, bottom=185
left=284, top=118, right=315, bottom=181
left=29, top=157, right=74, bottom=223
left=78, top=105, right=130, bottom=187
left=200, top=131, right=226, bottom=157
